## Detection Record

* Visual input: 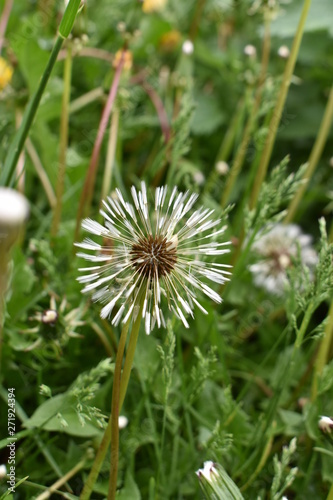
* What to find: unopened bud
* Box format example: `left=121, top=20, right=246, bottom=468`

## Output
left=319, top=416, right=333, bottom=434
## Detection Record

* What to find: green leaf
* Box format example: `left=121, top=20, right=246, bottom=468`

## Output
left=59, top=0, right=82, bottom=38
left=23, top=394, right=103, bottom=437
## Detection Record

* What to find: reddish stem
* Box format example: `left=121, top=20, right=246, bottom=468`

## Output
left=0, top=0, right=13, bottom=54
left=75, top=49, right=125, bottom=241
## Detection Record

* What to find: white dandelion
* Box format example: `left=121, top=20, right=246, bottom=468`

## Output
left=249, top=223, right=318, bottom=295
left=76, top=182, right=231, bottom=334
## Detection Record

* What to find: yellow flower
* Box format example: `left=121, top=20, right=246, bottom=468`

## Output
left=112, top=50, right=133, bottom=71
left=142, top=0, right=167, bottom=14
left=160, top=30, right=181, bottom=52
left=0, top=57, right=13, bottom=91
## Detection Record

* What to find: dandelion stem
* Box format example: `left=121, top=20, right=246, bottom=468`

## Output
left=249, top=0, right=312, bottom=209
left=108, top=315, right=132, bottom=500
left=109, top=293, right=145, bottom=499
left=311, top=300, right=333, bottom=401
left=52, top=43, right=73, bottom=236
left=285, top=84, right=333, bottom=223
left=80, top=296, right=144, bottom=500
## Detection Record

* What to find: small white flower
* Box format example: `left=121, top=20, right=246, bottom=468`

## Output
left=0, top=464, right=6, bottom=478
left=278, top=45, right=290, bottom=59
left=319, top=416, right=333, bottom=433
left=215, top=161, right=230, bottom=176
left=196, top=461, right=218, bottom=482
left=244, top=44, right=257, bottom=57
left=182, top=40, right=194, bottom=55
left=193, top=171, right=205, bottom=186
left=76, top=182, right=231, bottom=334
left=118, top=415, right=129, bottom=429
left=249, top=224, right=317, bottom=295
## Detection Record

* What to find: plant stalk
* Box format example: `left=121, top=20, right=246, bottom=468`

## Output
left=311, top=300, right=333, bottom=401
left=0, top=0, right=81, bottom=187
left=285, top=84, right=333, bottom=223
left=108, top=295, right=145, bottom=499
left=75, top=50, right=126, bottom=242
left=51, top=43, right=73, bottom=236
left=249, top=0, right=312, bottom=209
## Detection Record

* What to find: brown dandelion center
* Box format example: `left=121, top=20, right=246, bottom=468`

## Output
left=268, top=249, right=292, bottom=274
left=130, top=235, right=177, bottom=279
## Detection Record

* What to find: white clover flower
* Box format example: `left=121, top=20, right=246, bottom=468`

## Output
left=249, top=224, right=317, bottom=295
left=319, top=416, right=333, bottom=434
left=76, top=182, right=231, bottom=334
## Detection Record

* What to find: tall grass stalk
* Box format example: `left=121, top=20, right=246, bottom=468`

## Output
left=311, top=300, right=333, bottom=401
left=0, top=0, right=82, bottom=187
left=249, top=0, right=312, bottom=209
left=221, top=16, right=271, bottom=208
left=285, top=84, right=333, bottom=223
left=52, top=44, right=73, bottom=236
left=74, top=50, right=126, bottom=242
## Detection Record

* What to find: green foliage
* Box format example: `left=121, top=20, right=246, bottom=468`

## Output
left=0, top=0, right=333, bottom=498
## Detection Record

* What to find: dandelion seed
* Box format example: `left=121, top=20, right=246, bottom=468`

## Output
left=76, top=183, right=231, bottom=334
left=249, top=224, right=317, bottom=295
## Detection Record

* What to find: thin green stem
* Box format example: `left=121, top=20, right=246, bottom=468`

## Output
left=108, top=315, right=132, bottom=500
left=285, top=84, right=333, bottom=223
left=0, top=0, right=81, bottom=187
left=249, top=0, right=312, bottom=209
left=221, top=18, right=271, bottom=208
left=51, top=43, right=73, bottom=236
left=74, top=50, right=126, bottom=242
left=109, top=295, right=145, bottom=499
left=327, top=482, right=333, bottom=500
left=311, top=300, right=333, bottom=401
left=203, top=95, right=246, bottom=197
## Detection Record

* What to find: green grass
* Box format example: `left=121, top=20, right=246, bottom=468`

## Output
left=0, top=0, right=333, bottom=498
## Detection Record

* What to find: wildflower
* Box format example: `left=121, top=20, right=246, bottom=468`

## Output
left=76, top=182, right=231, bottom=334
left=244, top=44, right=257, bottom=57
left=318, top=416, right=333, bottom=434
left=196, top=461, right=218, bottom=482
left=113, top=50, right=133, bottom=71
left=196, top=461, right=244, bottom=499
left=278, top=45, right=290, bottom=59
left=0, top=57, right=13, bottom=91
left=142, top=0, right=167, bottom=14
left=119, top=415, right=129, bottom=429
left=160, top=31, right=181, bottom=52
left=215, top=161, right=229, bottom=176
left=249, top=224, right=317, bottom=295
left=182, top=40, right=194, bottom=55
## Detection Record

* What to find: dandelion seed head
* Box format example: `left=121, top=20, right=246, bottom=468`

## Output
left=249, top=224, right=317, bottom=295
left=76, top=183, right=230, bottom=334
